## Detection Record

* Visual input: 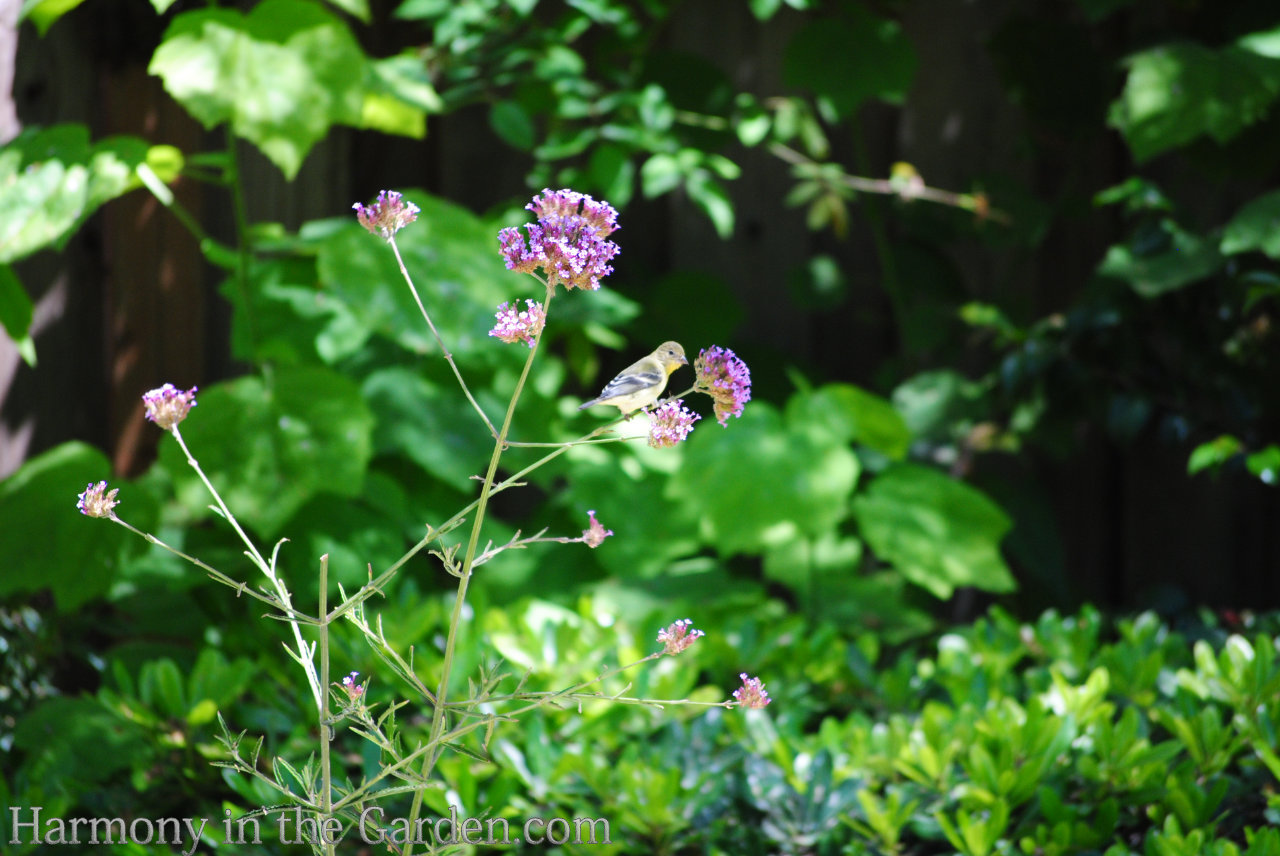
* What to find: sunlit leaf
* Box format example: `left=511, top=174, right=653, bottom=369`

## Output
left=852, top=463, right=1015, bottom=598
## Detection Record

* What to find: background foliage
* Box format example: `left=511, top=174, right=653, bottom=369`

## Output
left=3, top=0, right=1280, bottom=852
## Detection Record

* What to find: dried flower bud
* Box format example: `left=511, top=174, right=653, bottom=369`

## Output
left=77, top=481, right=119, bottom=519
left=142, top=383, right=198, bottom=430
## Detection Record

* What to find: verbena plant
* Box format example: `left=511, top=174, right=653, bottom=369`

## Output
left=74, top=188, right=767, bottom=854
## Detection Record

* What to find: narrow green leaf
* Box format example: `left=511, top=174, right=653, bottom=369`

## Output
left=686, top=171, right=734, bottom=238
left=0, top=265, right=35, bottom=366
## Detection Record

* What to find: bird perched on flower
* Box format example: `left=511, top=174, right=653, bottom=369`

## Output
left=578, top=341, right=687, bottom=415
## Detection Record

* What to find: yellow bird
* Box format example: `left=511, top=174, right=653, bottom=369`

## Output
left=578, top=341, right=687, bottom=415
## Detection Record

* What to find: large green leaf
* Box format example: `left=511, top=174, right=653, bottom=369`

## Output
left=0, top=125, right=179, bottom=263
left=1108, top=39, right=1280, bottom=163
left=786, top=383, right=911, bottom=461
left=149, top=0, right=370, bottom=178
left=157, top=366, right=374, bottom=537
left=557, top=450, right=702, bottom=582
left=782, top=3, right=915, bottom=118
left=362, top=367, right=494, bottom=487
left=1221, top=190, right=1280, bottom=259
left=316, top=192, right=513, bottom=361
left=670, top=402, right=860, bottom=555
left=1097, top=219, right=1222, bottom=298
left=851, top=463, right=1015, bottom=599
left=0, top=443, right=153, bottom=610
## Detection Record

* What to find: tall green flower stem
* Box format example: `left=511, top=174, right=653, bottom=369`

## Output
left=402, top=282, right=555, bottom=856
left=324, top=416, right=625, bottom=627
left=317, top=553, right=336, bottom=856
left=169, top=425, right=323, bottom=711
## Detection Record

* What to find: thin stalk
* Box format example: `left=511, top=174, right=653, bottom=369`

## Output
left=387, top=236, right=498, bottom=438
left=402, top=287, right=556, bottom=856
left=171, top=426, right=322, bottom=711
left=108, top=516, right=291, bottom=614
left=317, top=554, right=335, bottom=856
left=327, top=408, right=626, bottom=626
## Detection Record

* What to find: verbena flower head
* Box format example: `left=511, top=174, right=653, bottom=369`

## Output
left=341, top=671, right=365, bottom=702
left=732, top=673, right=771, bottom=709
left=657, top=619, right=705, bottom=656
left=582, top=510, right=613, bottom=548
left=694, top=346, right=751, bottom=426
left=498, top=189, right=620, bottom=291
left=142, top=383, right=198, bottom=430
left=648, top=399, right=700, bottom=448
left=77, top=481, right=119, bottom=519
left=353, top=190, right=420, bottom=240
left=489, top=299, right=546, bottom=347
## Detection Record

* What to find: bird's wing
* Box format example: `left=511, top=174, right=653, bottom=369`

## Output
left=597, top=366, right=663, bottom=400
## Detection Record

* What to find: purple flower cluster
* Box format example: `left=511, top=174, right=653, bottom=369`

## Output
left=732, top=673, right=771, bottom=709
left=694, top=346, right=751, bottom=426
left=647, top=399, right=700, bottom=448
left=341, top=671, right=365, bottom=702
left=142, top=383, right=198, bottom=430
left=498, top=189, right=620, bottom=291
left=353, top=190, right=420, bottom=240
left=489, top=300, right=546, bottom=347
left=582, top=510, right=613, bottom=548
left=77, top=480, right=119, bottom=519
left=657, top=618, right=705, bottom=656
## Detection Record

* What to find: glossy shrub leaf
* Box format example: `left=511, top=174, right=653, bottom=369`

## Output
left=1221, top=190, right=1280, bottom=258
left=852, top=463, right=1015, bottom=598
left=0, top=125, right=170, bottom=263
left=1108, top=40, right=1280, bottom=163
left=0, top=443, right=152, bottom=610
left=157, top=366, right=374, bottom=537
left=782, top=3, right=915, bottom=118
left=149, top=0, right=368, bottom=179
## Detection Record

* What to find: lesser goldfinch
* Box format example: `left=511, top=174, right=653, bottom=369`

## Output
left=578, top=341, right=688, bottom=415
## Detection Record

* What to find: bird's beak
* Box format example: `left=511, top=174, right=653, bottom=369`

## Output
left=680, top=355, right=688, bottom=364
